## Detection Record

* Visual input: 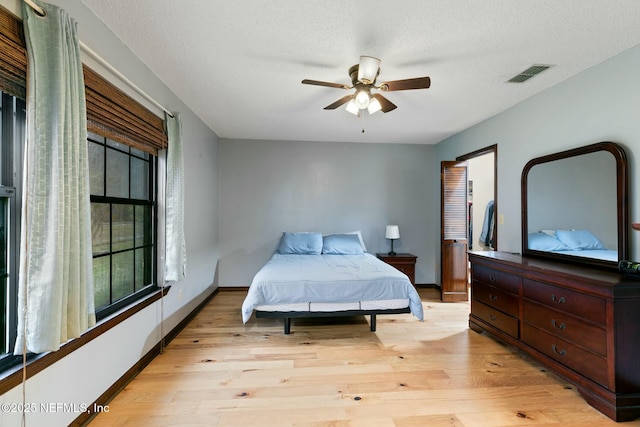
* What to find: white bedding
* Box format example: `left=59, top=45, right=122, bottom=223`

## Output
left=242, top=253, right=424, bottom=323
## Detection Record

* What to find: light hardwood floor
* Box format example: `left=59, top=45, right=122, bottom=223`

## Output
left=89, top=288, right=638, bottom=426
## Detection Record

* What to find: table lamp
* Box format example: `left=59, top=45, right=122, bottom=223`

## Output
left=385, top=225, right=400, bottom=256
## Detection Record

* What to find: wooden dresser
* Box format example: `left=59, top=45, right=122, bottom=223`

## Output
left=468, top=251, right=640, bottom=422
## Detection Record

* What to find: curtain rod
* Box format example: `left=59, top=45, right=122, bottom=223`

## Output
left=23, top=0, right=174, bottom=118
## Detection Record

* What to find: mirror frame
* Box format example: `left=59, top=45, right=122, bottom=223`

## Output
left=521, top=141, right=628, bottom=270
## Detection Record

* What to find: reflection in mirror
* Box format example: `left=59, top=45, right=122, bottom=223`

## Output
left=521, top=142, right=628, bottom=269
left=528, top=151, right=617, bottom=259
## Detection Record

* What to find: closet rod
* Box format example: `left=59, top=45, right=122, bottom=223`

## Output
left=23, top=0, right=174, bottom=118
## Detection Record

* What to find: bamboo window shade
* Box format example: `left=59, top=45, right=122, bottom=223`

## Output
left=0, top=5, right=167, bottom=155
left=0, top=6, right=26, bottom=99
left=83, top=66, right=167, bottom=155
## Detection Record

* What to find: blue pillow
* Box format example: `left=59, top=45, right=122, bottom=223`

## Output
left=528, top=232, right=570, bottom=251
left=322, top=233, right=364, bottom=255
left=278, top=232, right=323, bottom=254
left=555, top=229, right=605, bottom=250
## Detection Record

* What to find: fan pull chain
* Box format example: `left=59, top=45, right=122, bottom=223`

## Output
left=361, top=110, right=365, bottom=133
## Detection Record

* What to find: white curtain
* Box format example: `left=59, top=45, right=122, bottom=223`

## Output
left=164, top=112, right=186, bottom=281
left=15, top=0, right=95, bottom=354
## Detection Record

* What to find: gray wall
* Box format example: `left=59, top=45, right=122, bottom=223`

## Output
left=218, top=139, right=438, bottom=285
left=435, top=43, right=640, bottom=262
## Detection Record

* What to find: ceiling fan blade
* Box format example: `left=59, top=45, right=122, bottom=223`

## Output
left=379, top=76, right=431, bottom=91
left=371, top=94, right=397, bottom=113
left=324, top=94, right=354, bottom=110
left=302, top=79, right=351, bottom=90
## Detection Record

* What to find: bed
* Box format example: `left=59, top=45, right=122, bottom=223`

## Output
left=527, top=229, right=618, bottom=261
left=241, top=231, right=424, bottom=334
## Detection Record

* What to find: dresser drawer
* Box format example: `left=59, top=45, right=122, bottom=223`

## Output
left=472, top=265, right=521, bottom=294
left=472, top=300, right=519, bottom=338
left=523, top=300, right=606, bottom=356
left=472, top=281, right=519, bottom=317
left=522, top=323, right=609, bottom=388
left=523, top=279, right=606, bottom=325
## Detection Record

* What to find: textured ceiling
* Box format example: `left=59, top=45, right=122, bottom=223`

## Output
left=80, top=0, right=640, bottom=145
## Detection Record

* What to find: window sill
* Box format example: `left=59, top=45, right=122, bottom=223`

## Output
left=0, top=285, right=170, bottom=395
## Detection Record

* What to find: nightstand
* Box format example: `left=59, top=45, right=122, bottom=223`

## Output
left=376, top=253, right=417, bottom=285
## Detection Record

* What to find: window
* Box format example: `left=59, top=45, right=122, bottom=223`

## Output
left=88, top=132, right=157, bottom=320
left=0, top=91, right=26, bottom=369
left=0, top=6, right=166, bottom=375
left=0, top=116, right=159, bottom=370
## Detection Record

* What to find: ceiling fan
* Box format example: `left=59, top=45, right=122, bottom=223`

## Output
left=302, top=56, right=431, bottom=115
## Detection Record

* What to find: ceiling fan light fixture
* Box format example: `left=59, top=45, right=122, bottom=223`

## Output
left=354, top=89, right=370, bottom=109
left=345, top=99, right=359, bottom=115
left=357, top=55, right=381, bottom=84
left=302, top=55, right=430, bottom=115
left=367, top=97, right=382, bottom=114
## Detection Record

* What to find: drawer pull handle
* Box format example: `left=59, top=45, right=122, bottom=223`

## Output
left=551, top=319, right=566, bottom=330
left=551, top=344, right=566, bottom=356
left=489, top=275, right=497, bottom=282
left=489, top=314, right=497, bottom=321
left=551, top=295, right=566, bottom=304
left=489, top=294, right=498, bottom=301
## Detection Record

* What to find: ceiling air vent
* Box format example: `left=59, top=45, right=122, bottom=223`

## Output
left=507, top=64, right=553, bottom=83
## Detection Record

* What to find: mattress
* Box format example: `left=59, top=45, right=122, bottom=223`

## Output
left=242, top=253, right=424, bottom=323
left=255, top=299, right=411, bottom=313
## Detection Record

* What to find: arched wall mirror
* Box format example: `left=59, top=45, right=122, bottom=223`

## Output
left=521, top=141, right=628, bottom=270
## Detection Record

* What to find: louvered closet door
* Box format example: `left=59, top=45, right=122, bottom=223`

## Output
left=441, top=161, right=469, bottom=302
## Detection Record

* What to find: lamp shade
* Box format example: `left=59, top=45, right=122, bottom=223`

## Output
left=367, top=97, right=382, bottom=114
left=358, top=56, right=381, bottom=84
left=385, top=225, right=400, bottom=240
left=345, top=99, right=359, bottom=115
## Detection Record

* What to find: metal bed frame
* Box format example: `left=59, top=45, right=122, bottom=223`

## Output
left=255, top=307, right=411, bottom=334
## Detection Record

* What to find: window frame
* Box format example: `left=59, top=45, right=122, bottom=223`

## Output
left=0, top=92, right=25, bottom=371
left=88, top=132, right=159, bottom=321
